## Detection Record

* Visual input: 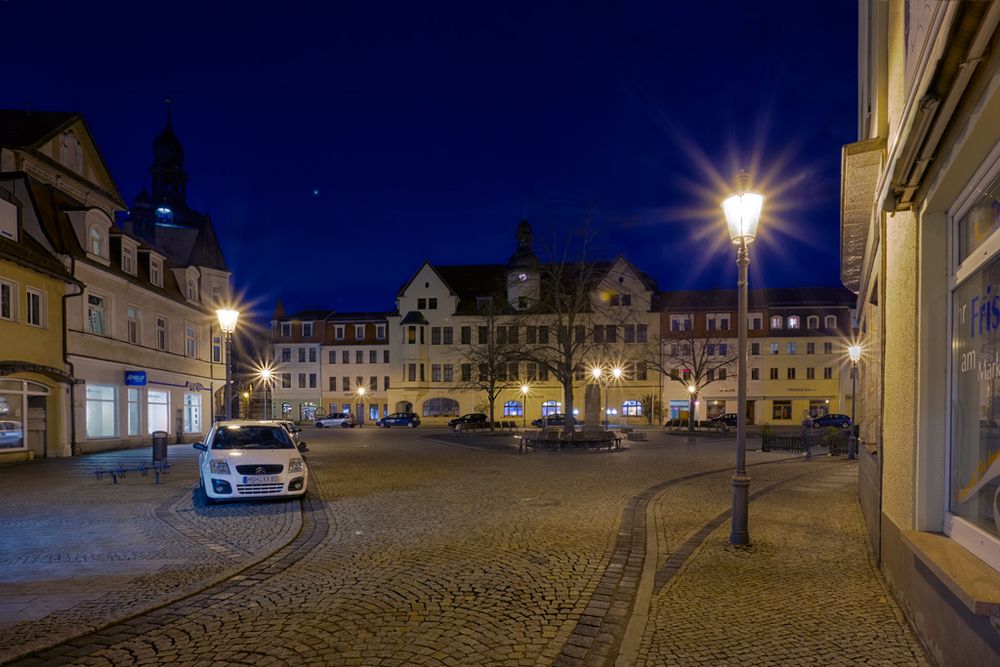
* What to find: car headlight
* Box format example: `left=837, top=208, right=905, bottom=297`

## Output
left=288, top=458, right=304, bottom=473
left=209, top=459, right=231, bottom=474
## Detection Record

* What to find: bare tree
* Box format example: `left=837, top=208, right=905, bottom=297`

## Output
left=648, top=322, right=737, bottom=437
left=452, top=298, right=522, bottom=430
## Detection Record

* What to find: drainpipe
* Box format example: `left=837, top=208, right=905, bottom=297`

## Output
left=62, top=255, right=83, bottom=456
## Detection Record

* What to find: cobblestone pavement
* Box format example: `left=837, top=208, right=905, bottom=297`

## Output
left=0, top=428, right=930, bottom=666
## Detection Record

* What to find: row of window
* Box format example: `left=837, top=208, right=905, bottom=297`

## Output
left=0, top=279, right=47, bottom=328
left=405, top=324, right=650, bottom=345
left=755, top=341, right=836, bottom=355
left=399, top=362, right=651, bottom=383
left=85, top=385, right=202, bottom=438
left=278, top=321, right=387, bottom=340
left=278, top=348, right=391, bottom=364
left=671, top=367, right=837, bottom=381
left=83, top=294, right=221, bottom=361
left=279, top=372, right=391, bottom=393
left=669, top=313, right=840, bottom=332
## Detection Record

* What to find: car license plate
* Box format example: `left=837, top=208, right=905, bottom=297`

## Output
left=243, top=475, right=279, bottom=484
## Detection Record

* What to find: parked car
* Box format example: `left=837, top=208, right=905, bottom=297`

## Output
left=530, top=413, right=582, bottom=428
left=376, top=412, right=421, bottom=428
left=315, top=413, right=358, bottom=428
left=0, top=420, right=23, bottom=447
left=448, top=413, right=488, bottom=429
left=806, top=413, right=852, bottom=429
left=270, top=420, right=302, bottom=442
left=708, top=413, right=739, bottom=429
left=193, top=420, right=309, bottom=504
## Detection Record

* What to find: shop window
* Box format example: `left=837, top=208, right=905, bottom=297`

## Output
left=706, top=400, right=725, bottom=419
left=541, top=400, right=561, bottom=416
left=127, top=388, right=141, bottom=436
left=504, top=400, right=523, bottom=417
left=183, top=394, right=202, bottom=433
left=423, top=397, right=459, bottom=417
left=772, top=401, right=792, bottom=420
left=86, top=385, right=117, bottom=438
left=147, top=391, right=169, bottom=434
left=300, top=403, right=318, bottom=421
left=281, top=402, right=292, bottom=418
left=622, top=400, right=642, bottom=417
left=808, top=400, right=829, bottom=418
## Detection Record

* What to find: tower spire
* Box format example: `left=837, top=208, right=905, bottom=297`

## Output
left=165, top=97, right=172, bottom=126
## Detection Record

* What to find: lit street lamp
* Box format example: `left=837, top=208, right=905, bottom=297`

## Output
left=258, top=365, right=274, bottom=420
left=687, top=384, right=697, bottom=443
left=847, top=344, right=862, bottom=460
left=591, top=366, right=605, bottom=428
left=216, top=309, right=240, bottom=420
left=722, top=173, right=764, bottom=546
left=356, top=385, right=367, bottom=427
left=520, top=383, right=530, bottom=429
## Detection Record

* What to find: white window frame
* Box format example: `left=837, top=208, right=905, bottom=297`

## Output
left=335, top=325, right=345, bottom=340
left=150, top=257, right=163, bottom=287
left=85, top=384, right=117, bottom=438
left=25, top=287, right=44, bottom=328
left=185, top=323, right=198, bottom=358
left=147, top=390, right=170, bottom=435
left=0, top=278, right=15, bottom=322
left=376, top=324, right=386, bottom=339
left=787, top=315, right=800, bottom=329
left=770, top=315, right=783, bottom=330
left=947, top=144, right=1000, bottom=572
left=824, top=315, right=837, bottom=328
left=127, top=387, right=141, bottom=436
left=355, top=324, right=365, bottom=339
left=86, top=292, right=108, bottom=336
left=281, top=322, right=291, bottom=337
left=155, top=315, right=168, bottom=351
left=303, top=322, right=313, bottom=337
left=88, top=225, right=105, bottom=257
left=183, top=393, right=202, bottom=434
left=127, top=306, right=141, bottom=344
left=806, top=315, right=820, bottom=329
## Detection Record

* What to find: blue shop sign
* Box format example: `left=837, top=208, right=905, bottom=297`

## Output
left=124, top=370, right=147, bottom=386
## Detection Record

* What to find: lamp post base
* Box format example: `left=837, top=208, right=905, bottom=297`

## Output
left=730, top=472, right=750, bottom=545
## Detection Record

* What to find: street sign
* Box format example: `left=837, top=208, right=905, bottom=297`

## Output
left=124, top=370, right=147, bottom=386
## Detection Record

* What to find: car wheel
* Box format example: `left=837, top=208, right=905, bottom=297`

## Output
left=841, top=422, right=851, bottom=429
left=407, top=422, right=416, bottom=428
left=341, top=422, right=349, bottom=428
left=201, top=478, right=217, bottom=505
left=315, top=423, right=324, bottom=428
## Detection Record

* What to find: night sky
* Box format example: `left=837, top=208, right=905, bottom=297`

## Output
left=2, top=1, right=857, bottom=319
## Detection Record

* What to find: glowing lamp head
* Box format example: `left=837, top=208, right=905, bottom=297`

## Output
left=591, top=366, right=603, bottom=381
left=357, top=386, right=367, bottom=397
left=722, top=177, right=764, bottom=244
left=241, top=392, right=249, bottom=399
left=611, top=367, right=623, bottom=380
left=520, top=384, right=530, bottom=395
left=848, top=344, right=862, bottom=363
left=259, top=367, right=273, bottom=382
left=687, top=384, right=696, bottom=394
left=216, top=309, right=239, bottom=334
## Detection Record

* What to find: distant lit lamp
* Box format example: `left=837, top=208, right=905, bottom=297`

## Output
left=356, top=385, right=367, bottom=426
left=722, top=173, right=764, bottom=546
left=847, top=344, right=862, bottom=460
left=687, top=384, right=697, bottom=443
left=591, top=366, right=606, bottom=428
left=216, top=309, right=240, bottom=420
left=520, top=384, right=530, bottom=429
left=258, top=366, right=274, bottom=420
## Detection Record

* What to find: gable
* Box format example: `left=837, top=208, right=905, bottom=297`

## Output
left=33, top=119, right=122, bottom=203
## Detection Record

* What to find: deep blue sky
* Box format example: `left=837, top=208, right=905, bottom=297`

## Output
left=2, top=0, right=857, bottom=319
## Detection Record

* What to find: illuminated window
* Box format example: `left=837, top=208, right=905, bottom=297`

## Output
left=770, top=316, right=783, bottom=330
left=788, top=316, right=800, bottom=329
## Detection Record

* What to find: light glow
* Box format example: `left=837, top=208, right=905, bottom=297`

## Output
left=216, top=309, right=240, bottom=333
left=848, top=344, right=862, bottom=363
left=722, top=192, right=765, bottom=243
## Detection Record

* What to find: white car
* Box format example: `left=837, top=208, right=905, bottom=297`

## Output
left=315, top=412, right=357, bottom=428
left=194, top=420, right=309, bottom=504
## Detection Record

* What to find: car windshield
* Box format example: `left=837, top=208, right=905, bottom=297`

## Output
left=211, top=425, right=294, bottom=450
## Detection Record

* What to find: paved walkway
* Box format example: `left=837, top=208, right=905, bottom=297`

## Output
left=0, top=429, right=930, bottom=666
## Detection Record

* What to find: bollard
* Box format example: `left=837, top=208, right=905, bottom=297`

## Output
left=152, top=430, right=168, bottom=463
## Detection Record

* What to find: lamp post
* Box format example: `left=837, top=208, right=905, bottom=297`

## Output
left=847, top=344, right=861, bottom=460
left=258, top=366, right=274, bottom=420
left=722, top=174, right=764, bottom=546
left=520, top=384, right=530, bottom=429
left=610, top=366, right=622, bottom=428
left=687, top=384, right=697, bottom=443
left=356, top=385, right=367, bottom=427
left=216, top=309, right=240, bottom=420
left=591, top=366, right=606, bottom=428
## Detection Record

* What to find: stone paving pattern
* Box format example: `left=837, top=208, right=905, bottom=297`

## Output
left=0, top=429, right=932, bottom=665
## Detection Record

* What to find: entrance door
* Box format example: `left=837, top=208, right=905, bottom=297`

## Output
left=746, top=401, right=755, bottom=426
left=26, top=396, right=46, bottom=458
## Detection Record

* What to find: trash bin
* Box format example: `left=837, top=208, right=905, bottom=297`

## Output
left=152, top=430, right=168, bottom=463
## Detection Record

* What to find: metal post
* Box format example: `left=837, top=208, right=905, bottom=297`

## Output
left=848, top=361, right=857, bottom=459
left=224, top=332, right=233, bottom=420
left=731, top=239, right=751, bottom=546
left=603, top=381, right=608, bottom=429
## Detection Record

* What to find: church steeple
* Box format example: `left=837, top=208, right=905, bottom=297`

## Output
left=150, top=98, right=188, bottom=210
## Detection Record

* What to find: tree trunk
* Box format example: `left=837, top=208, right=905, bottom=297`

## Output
left=488, top=396, right=496, bottom=432
left=562, top=379, right=575, bottom=436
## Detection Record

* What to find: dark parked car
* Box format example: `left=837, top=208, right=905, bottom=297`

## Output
left=530, top=413, right=582, bottom=428
left=448, top=413, right=488, bottom=429
left=707, top=413, right=739, bottom=430
left=806, top=413, right=852, bottom=429
left=376, top=412, right=421, bottom=428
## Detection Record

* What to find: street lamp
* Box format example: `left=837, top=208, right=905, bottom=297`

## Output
left=687, top=384, right=697, bottom=443
left=847, top=344, right=862, bottom=460
left=216, top=308, right=240, bottom=420
left=722, top=173, right=764, bottom=546
left=258, top=366, right=274, bottom=420
left=356, top=385, right=367, bottom=427
left=590, top=366, right=607, bottom=428
left=520, top=384, right=530, bottom=429
left=610, top=366, right=623, bottom=427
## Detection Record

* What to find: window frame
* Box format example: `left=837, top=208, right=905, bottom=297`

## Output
left=25, top=287, right=45, bottom=328
left=0, top=278, right=15, bottom=322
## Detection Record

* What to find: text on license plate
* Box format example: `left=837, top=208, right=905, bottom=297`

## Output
left=242, top=475, right=279, bottom=484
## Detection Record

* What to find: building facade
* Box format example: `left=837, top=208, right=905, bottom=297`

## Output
left=0, top=109, right=230, bottom=455
left=844, top=2, right=1000, bottom=662
left=660, top=288, right=856, bottom=425
left=0, top=173, right=81, bottom=461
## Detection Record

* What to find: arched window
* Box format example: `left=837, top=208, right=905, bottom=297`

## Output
left=423, top=397, right=459, bottom=417
left=824, top=315, right=838, bottom=328
left=622, top=400, right=642, bottom=417
left=89, top=227, right=104, bottom=256
left=541, top=400, right=561, bottom=416
left=503, top=400, right=522, bottom=416
left=806, top=315, right=819, bottom=329
left=787, top=316, right=800, bottom=329
left=770, top=315, right=783, bottom=330
left=281, top=402, right=292, bottom=418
